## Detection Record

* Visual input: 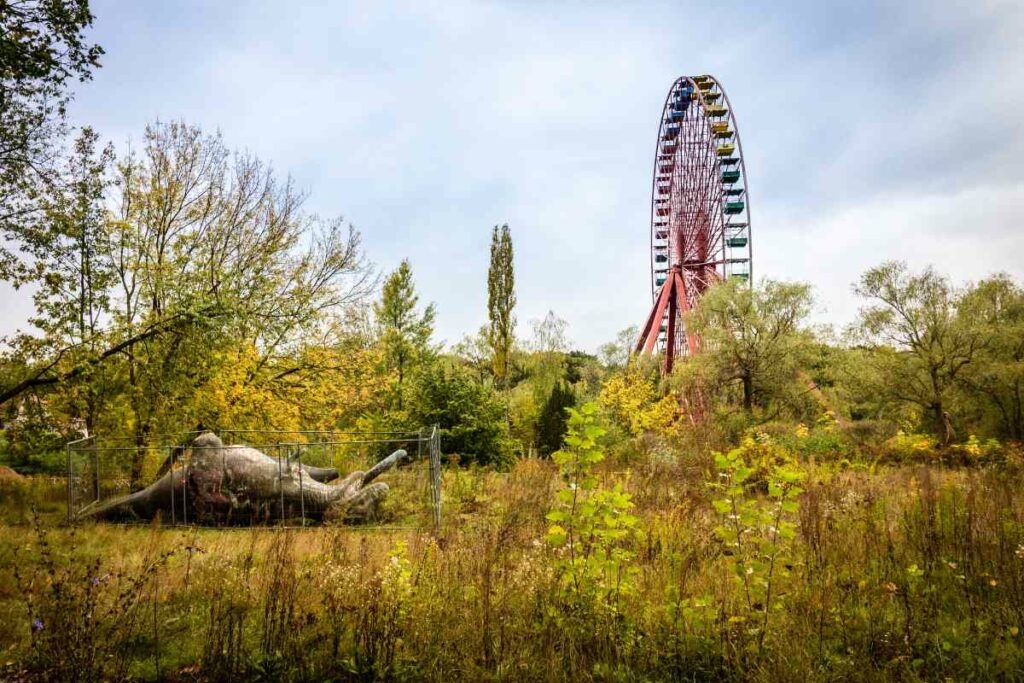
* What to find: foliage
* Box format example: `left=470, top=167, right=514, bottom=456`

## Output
left=486, top=223, right=515, bottom=388
left=544, top=403, right=639, bottom=612
left=408, top=362, right=513, bottom=468
left=597, top=325, right=639, bottom=370
left=536, top=380, right=575, bottom=456
left=957, top=274, right=1024, bottom=440
left=191, top=337, right=386, bottom=433
left=685, top=277, right=815, bottom=414
left=374, top=259, right=436, bottom=410
left=0, top=121, right=375, bottom=476
left=0, top=0, right=103, bottom=278
left=598, top=367, right=678, bottom=438
left=710, top=433, right=804, bottom=649
left=853, top=261, right=985, bottom=444
left=450, top=324, right=492, bottom=383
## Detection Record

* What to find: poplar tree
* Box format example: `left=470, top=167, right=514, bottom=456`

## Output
left=487, top=224, right=516, bottom=388
left=375, top=259, right=436, bottom=409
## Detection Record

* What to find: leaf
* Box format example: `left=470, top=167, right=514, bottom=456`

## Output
left=545, top=525, right=568, bottom=546
left=733, top=466, right=754, bottom=483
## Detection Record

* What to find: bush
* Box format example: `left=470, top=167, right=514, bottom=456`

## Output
left=536, top=381, right=575, bottom=456
left=408, top=363, right=515, bottom=468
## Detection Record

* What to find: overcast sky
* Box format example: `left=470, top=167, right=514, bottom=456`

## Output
left=3, top=0, right=1023, bottom=351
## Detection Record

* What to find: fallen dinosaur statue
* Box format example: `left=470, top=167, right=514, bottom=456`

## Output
left=82, top=432, right=409, bottom=524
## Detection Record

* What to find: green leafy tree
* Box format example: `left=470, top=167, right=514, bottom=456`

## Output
left=545, top=404, right=639, bottom=611
left=536, top=381, right=575, bottom=456
left=408, top=362, right=512, bottom=467
left=598, top=325, right=639, bottom=370
left=957, top=274, right=1024, bottom=439
left=685, top=278, right=814, bottom=414
left=487, top=223, right=516, bottom=388
left=1, top=0, right=103, bottom=281
left=374, top=259, right=436, bottom=410
left=854, top=261, right=984, bottom=444
left=0, top=122, right=373, bottom=480
left=710, top=434, right=804, bottom=649
left=451, top=325, right=492, bottom=383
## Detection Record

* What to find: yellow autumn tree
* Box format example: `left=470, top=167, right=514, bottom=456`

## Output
left=190, top=341, right=387, bottom=435
left=598, top=369, right=679, bottom=438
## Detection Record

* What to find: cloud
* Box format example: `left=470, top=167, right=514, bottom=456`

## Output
left=1, top=0, right=1022, bottom=352
left=760, top=182, right=1024, bottom=325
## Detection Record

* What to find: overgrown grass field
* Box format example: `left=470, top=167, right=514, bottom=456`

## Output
left=2, top=425, right=1024, bottom=682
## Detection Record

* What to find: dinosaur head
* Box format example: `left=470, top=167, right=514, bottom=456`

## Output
left=191, top=431, right=224, bottom=452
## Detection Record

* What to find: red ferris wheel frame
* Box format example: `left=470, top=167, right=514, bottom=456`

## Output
left=634, top=75, right=753, bottom=374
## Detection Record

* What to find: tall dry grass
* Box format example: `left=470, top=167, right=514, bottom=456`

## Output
left=0, top=454, right=1022, bottom=681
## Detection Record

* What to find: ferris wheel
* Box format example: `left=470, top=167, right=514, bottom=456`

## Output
left=634, top=75, right=753, bottom=374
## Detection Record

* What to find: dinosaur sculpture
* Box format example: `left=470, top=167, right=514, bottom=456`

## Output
left=83, top=432, right=409, bottom=524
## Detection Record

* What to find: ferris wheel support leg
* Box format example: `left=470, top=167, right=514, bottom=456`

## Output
left=636, top=279, right=674, bottom=355
left=673, top=270, right=699, bottom=356
left=665, top=285, right=678, bottom=374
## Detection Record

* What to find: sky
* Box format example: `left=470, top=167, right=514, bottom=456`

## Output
left=3, top=0, right=1023, bottom=351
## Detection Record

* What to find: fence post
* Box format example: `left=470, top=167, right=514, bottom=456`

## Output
left=183, top=455, right=189, bottom=526
left=92, top=446, right=100, bottom=505
left=277, top=442, right=285, bottom=526
left=169, top=447, right=176, bottom=526
left=65, top=442, right=72, bottom=524
left=297, top=445, right=305, bottom=526
left=430, top=425, right=442, bottom=528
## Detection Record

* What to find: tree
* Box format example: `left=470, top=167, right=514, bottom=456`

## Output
left=853, top=261, right=984, bottom=444
left=525, top=309, right=569, bottom=392
left=451, top=325, right=492, bottom=383
left=536, top=380, right=575, bottom=456
left=374, top=259, right=436, bottom=410
left=487, top=223, right=516, bottom=388
left=598, top=325, right=639, bottom=369
left=0, top=122, right=374, bottom=480
left=957, top=274, right=1024, bottom=440
left=30, top=127, right=113, bottom=435
left=1, top=0, right=103, bottom=282
left=529, top=310, right=568, bottom=354
left=686, top=278, right=814, bottom=414
left=408, top=362, right=513, bottom=467
left=598, top=367, right=677, bottom=438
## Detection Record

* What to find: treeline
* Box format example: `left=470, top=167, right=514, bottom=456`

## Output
left=0, top=119, right=599, bottom=474
left=641, top=263, right=1024, bottom=452
left=1, top=1, right=1021, bottom=479
left=0, top=2, right=605, bottom=477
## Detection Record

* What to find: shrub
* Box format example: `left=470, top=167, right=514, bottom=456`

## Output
left=544, top=404, right=639, bottom=613
left=710, top=437, right=805, bottom=650
left=408, top=364, right=515, bottom=468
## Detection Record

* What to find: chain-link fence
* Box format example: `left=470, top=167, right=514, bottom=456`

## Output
left=66, top=427, right=442, bottom=529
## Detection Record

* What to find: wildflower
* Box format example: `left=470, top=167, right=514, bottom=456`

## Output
left=1016, top=545, right=1024, bottom=560
left=31, top=619, right=43, bottom=632
left=990, top=579, right=998, bottom=587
